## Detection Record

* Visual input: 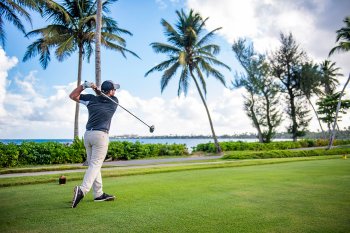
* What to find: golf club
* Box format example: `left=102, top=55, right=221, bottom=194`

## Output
left=87, top=82, right=155, bottom=133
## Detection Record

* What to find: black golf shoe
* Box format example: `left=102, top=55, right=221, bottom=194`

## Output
left=72, top=186, right=84, bottom=208
left=94, top=193, right=116, bottom=202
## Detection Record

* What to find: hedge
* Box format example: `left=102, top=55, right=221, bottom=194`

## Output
left=223, top=147, right=350, bottom=160
left=0, top=139, right=189, bottom=168
left=193, top=139, right=350, bottom=153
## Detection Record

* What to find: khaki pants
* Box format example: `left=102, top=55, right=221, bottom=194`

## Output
left=80, top=130, right=109, bottom=198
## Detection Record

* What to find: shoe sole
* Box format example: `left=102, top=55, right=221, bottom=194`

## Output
left=72, top=186, right=80, bottom=208
left=94, top=196, right=115, bottom=202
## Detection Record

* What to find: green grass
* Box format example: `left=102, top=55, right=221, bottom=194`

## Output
left=1, top=158, right=349, bottom=232
left=0, top=156, right=340, bottom=187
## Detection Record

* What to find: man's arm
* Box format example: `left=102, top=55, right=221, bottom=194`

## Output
left=69, top=82, right=99, bottom=102
left=69, top=85, right=84, bottom=102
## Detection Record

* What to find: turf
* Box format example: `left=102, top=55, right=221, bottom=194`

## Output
left=0, top=159, right=349, bottom=232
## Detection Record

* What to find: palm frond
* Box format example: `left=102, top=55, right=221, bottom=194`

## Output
left=161, top=19, right=182, bottom=48
left=198, top=44, right=220, bottom=56
left=150, top=42, right=181, bottom=55
left=194, top=65, right=207, bottom=95
left=197, top=27, right=221, bottom=48
left=329, top=42, right=350, bottom=56
left=145, top=58, right=178, bottom=77
left=43, top=0, right=72, bottom=24
left=2, top=2, right=26, bottom=34
left=102, top=0, right=118, bottom=13
left=197, top=59, right=226, bottom=86
left=102, top=40, right=140, bottom=59
left=199, top=56, right=231, bottom=71
left=101, top=31, right=126, bottom=46
left=178, top=67, right=189, bottom=96
left=55, top=36, right=76, bottom=61
left=161, top=62, right=180, bottom=92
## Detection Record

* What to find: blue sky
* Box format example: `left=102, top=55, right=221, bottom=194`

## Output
left=0, top=0, right=349, bottom=139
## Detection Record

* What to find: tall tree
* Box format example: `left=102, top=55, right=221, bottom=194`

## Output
left=232, top=38, right=282, bottom=143
left=270, top=33, right=311, bottom=141
left=23, top=0, right=138, bottom=138
left=329, top=16, right=350, bottom=56
left=0, top=0, right=43, bottom=47
left=145, top=9, right=230, bottom=153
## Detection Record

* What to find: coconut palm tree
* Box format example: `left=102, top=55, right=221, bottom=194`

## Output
left=320, top=60, right=342, bottom=95
left=329, top=16, right=350, bottom=56
left=23, top=0, right=139, bottom=138
left=328, top=15, right=350, bottom=149
left=145, top=9, right=231, bottom=153
left=298, top=62, right=326, bottom=138
left=0, top=0, right=43, bottom=47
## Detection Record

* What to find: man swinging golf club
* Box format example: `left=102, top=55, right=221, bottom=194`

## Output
left=69, top=80, right=119, bottom=208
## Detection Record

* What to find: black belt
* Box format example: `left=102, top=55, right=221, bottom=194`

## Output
left=87, top=128, right=109, bottom=134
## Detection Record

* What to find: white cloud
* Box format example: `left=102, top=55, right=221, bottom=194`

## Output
left=0, top=48, right=18, bottom=117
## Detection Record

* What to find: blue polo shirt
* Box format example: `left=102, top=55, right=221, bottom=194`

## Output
left=79, top=94, right=118, bottom=133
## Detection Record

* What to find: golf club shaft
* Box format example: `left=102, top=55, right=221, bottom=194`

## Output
left=99, top=91, right=152, bottom=128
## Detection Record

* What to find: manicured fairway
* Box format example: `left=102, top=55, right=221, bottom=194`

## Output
left=0, top=159, right=349, bottom=232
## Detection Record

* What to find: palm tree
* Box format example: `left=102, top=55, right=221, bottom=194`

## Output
left=145, top=9, right=231, bottom=153
left=0, top=0, right=42, bottom=47
left=23, top=0, right=139, bottom=138
left=298, top=62, right=326, bottom=138
left=329, top=16, right=350, bottom=56
left=320, top=60, right=342, bottom=95
left=328, top=15, right=350, bottom=149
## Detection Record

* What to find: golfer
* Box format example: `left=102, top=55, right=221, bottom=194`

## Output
left=69, top=80, right=120, bottom=208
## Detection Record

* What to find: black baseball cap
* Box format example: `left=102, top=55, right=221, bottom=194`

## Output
left=101, top=80, right=120, bottom=92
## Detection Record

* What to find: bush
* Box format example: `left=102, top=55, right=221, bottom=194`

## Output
left=0, top=140, right=189, bottom=167
left=107, top=141, right=189, bottom=160
left=223, top=147, right=350, bottom=160
left=193, top=139, right=350, bottom=153
left=0, top=143, right=19, bottom=167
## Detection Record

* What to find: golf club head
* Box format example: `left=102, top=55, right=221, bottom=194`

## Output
left=149, top=125, right=155, bottom=133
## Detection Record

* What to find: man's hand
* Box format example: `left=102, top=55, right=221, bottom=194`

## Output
left=82, top=81, right=94, bottom=89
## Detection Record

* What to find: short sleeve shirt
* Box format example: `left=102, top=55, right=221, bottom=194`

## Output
left=79, top=94, right=118, bottom=132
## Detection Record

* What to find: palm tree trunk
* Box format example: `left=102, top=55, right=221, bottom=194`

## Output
left=74, top=46, right=84, bottom=138
left=95, top=0, right=102, bottom=87
left=327, top=73, right=350, bottom=149
left=307, top=98, right=326, bottom=139
left=190, top=70, right=222, bottom=153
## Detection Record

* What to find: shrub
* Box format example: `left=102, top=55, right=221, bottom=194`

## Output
left=223, top=147, right=350, bottom=160
left=0, top=140, right=189, bottom=168
left=193, top=139, right=350, bottom=153
left=0, top=143, right=19, bottom=167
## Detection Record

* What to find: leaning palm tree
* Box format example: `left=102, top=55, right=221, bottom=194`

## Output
left=298, top=62, right=326, bottom=138
left=320, top=60, right=342, bottom=95
left=23, top=0, right=139, bottom=138
left=329, top=16, right=350, bottom=56
left=0, top=0, right=43, bottom=47
left=145, top=9, right=231, bottom=153
left=327, top=15, right=350, bottom=149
